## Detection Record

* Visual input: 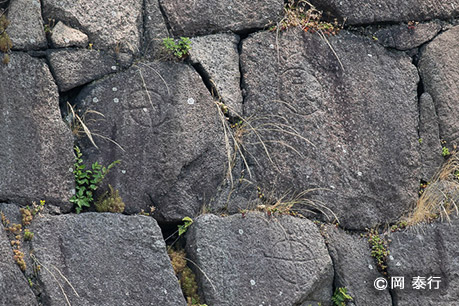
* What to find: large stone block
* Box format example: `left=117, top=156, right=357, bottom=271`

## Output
left=186, top=213, right=334, bottom=306
left=189, top=33, right=243, bottom=115
left=241, top=29, right=420, bottom=229
left=47, top=49, right=119, bottom=92
left=324, top=225, right=392, bottom=305
left=388, top=218, right=459, bottom=305
left=42, top=0, right=143, bottom=53
left=30, top=213, right=186, bottom=306
left=310, top=0, right=459, bottom=25
left=0, top=53, right=74, bottom=208
left=75, top=62, right=226, bottom=220
left=419, top=26, right=459, bottom=149
left=7, top=0, right=47, bottom=50
left=159, top=0, right=284, bottom=36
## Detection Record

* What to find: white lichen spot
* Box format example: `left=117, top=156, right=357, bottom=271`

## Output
left=238, top=229, right=244, bottom=235
left=30, top=38, right=36, bottom=44
left=250, top=280, right=256, bottom=286
left=279, top=291, right=283, bottom=296
left=143, top=108, right=148, bottom=112
left=121, top=170, right=126, bottom=174
left=330, top=185, right=335, bottom=189
left=389, top=255, right=394, bottom=261
left=196, top=248, right=201, bottom=253
left=93, top=97, right=99, bottom=103
left=368, top=54, right=373, bottom=57
left=357, top=171, right=363, bottom=176
left=164, top=289, right=168, bottom=295
left=64, top=38, right=70, bottom=44
left=111, top=65, right=117, bottom=71
left=113, top=98, right=119, bottom=103
left=396, top=262, right=402, bottom=267
left=187, top=98, right=195, bottom=105
left=228, top=5, right=232, bottom=9
left=112, top=87, right=118, bottom=92
left=269, top=44, right=275, bottom=49
left=69, top=167, right=73, bottom=172
left=148, top=16, right=152, bottom=20
left=368, top=264, right=374, bottom=270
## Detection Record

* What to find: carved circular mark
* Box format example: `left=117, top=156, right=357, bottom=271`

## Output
left=265, top=239, right=316, bottom=286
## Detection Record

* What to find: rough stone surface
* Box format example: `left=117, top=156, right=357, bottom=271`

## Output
left=7, top=0, right=47, bottom=50
left=159, top=0, right=284, bottom=36
left=388, top=217, right=459, bottom=305
left=311, top=0, right=459, bottom=25
left=50, top=21, right=89, bottom=48
left=30, top=213, right=186, bottom=306
left=76, top=62, right=226, bottom=220
left=419, top=26, right=459, bottom=149
left=0, top=53, right=74, bottom=208
left=0, top=203, right=22, bottom=225
left=186, top=213, right=334, bottom=306
left=48, top=49, right=119, bottom=92
left=144, top=0, right=169, bottom=59
left=42, top=0, right=143, bottom=52
left=189, top=33, right=243, bottom=115
left=419, top=93, right=443, bottom=181
left=374, top=21, right=442, bottom=50
left=241, top=29, right=420, bottom=229
left=0, top=224, right=38, bottom=306
left=324, top=225, right=392, bottom=305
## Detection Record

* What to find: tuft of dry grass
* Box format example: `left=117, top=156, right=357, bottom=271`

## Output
left=255, top=188, right=338, bottom=222
left=66, top=102, right=125, bottom=152
left=271, top=0, right=345, bottom=70
left=404, top=153, right=459, bottom=226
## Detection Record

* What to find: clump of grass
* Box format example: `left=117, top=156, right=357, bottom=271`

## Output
left=168, top=248, right=205, bottom=306
left=95, top=184, right=125, bottom=213
left=270, top=0, right=344, bottom=70
left=274, top=0, right=342, bottom=35
left=255, top=188, right=338, bottom=222
left=364, top=228, right=390, bottom=275
left=404, top=153, right=459, bottom=226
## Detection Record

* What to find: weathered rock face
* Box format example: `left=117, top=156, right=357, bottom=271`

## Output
left=419, top=25, right=459, bottom=149
left=374, top=21, right=442, bottom=51
left=241, top=29, right=420, bottom=229
left=42, top=0, right=143, bottom=52
left=7, top=0, right=47, bottom=50
left=75, top=62, right=226, bottom=220
left=0, top=53, right=74, bottom=208
left=310, top=0, right=459, bottom=25
left=30, top=213, right=186, bottom=306
left=159, top=0, right=284, bottom=36
left=419, top=93, right=443, bottom=181
left=189, top=33, right=243, bottom=115
left=388, top=218, right=459, bottom=305
left=47, top=49, right=119, bottom=92
left=324, top=225, right=392, bottom=305
left=144, top=0, right=169, bottom=59
left=50, top=21, right=89, bottom=48
left=0, top=224, right=38, bottom=306
left=186, top=213, right=334, bottom=306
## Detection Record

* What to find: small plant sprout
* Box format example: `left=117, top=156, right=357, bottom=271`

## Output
left=162, top=37, right=192, bottom=59
left=442, top=146, right=450, bottom=157
left=178, top=217, right=193, bottom=236
left=331, top=287, right=353, bottom=306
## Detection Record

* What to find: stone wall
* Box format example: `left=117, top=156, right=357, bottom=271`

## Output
left=0, top=0, right=458, bottom=305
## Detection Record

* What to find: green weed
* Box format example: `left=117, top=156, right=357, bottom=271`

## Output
left=162, top=37, right=192, bottom=59
left=70, top=146, right=120, bottom=213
